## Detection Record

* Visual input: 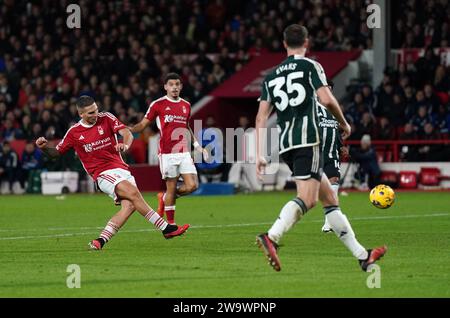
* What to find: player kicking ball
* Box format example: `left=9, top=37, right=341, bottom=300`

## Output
left=36, top=95, right=189, bottom=250
left=131, top=73, right=208, bottom=225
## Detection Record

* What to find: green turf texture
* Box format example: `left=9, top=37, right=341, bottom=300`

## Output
left=0, top=191, right=449, bottom=297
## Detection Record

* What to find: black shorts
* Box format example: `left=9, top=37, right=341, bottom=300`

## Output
left=323, top=158, right=341, bottom=180
left=281, top=145, right=323, bottom=181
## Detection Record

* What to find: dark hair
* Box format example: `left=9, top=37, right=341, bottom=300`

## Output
left=283, top=24, right=308, bottom=48
left=76, top=95, right=95, bottom=109
left=164, top=72, right=181, bottom=84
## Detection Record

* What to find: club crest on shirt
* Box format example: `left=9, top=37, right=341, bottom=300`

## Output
left=83, top=144, right=93, bottom=153
left=182, top=106, right=187, bottom=114
left=98, top=126, right=104, bottom=135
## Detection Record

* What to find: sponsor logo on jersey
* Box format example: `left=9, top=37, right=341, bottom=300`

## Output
left=83, top=137, right=112, bottom=153
left=79, top=135, right=85, bottom=140
left=319, top=117, right=339, bottom=129
left=164, top=114, right=187, bottom=123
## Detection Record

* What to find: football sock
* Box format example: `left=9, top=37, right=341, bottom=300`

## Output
left=322, top=183, right=340, bottom=231
left=268, top=198, right=308, bottom=244
left=324, top=206, right=368, bottom=260
left=99, top=221, right=120, bottom=245
left=165, top=205, right=176, bottom=224
left=144, top=209, right=168, bottom=231
left=330, top=182, right=339, bottom=196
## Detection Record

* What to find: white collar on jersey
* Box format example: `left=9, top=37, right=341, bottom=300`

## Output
left=79, top=119, right=95, bottom=128
left=293, top=54, right=306, bottom=59
left=165, top=95, right=182, bottom=103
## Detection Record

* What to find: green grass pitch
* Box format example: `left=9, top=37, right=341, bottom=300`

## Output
left=0, top=191, right=449, bottom=297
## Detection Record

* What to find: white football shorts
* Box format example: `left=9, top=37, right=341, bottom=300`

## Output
left=159, top=152, right=197, bottom=179
left=97, top=168, right=137, bottom=205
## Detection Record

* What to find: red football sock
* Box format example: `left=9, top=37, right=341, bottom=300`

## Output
left=165, top=205, right=176, bottom=224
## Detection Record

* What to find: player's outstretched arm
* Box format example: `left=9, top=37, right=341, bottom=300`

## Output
left=116, top=128, right=134, bottom=152
left=317, top=86, right=351, bottom=140
left=35, top=137, right=60, bottom=158
left=188, top=126, right=209, bottom=161
left=129, top=118, right=150, bottom=133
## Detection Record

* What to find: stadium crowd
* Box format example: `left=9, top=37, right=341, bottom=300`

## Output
left=0, top=0, right=449, bottom=192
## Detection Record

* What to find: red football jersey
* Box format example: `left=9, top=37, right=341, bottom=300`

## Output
left=145, top=96, right=191, bottom=154
left=56, top=112, right=128, bottom=180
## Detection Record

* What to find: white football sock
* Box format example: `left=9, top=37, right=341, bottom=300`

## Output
left=321, top=183, right=339, bottom=232
left=325, top=206, right=368, bottom=260
left=330, top=182, right=339, bottom=196
left=99, top=221, right=119, bottom=243
left=144, top=209, right=168, bottom=231
left=268, top=198, right=307, bottom=244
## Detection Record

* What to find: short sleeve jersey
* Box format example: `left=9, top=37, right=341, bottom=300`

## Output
left=56, top=112, right=128, bottom=180
left=145, top=96, right=192, bottom=154
left=260, top=55, right=328, bottom=154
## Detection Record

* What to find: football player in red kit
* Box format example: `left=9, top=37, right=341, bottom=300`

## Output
left=36, top=95, right=189, bottom=250
left=131, top=73, right=208, bottom=225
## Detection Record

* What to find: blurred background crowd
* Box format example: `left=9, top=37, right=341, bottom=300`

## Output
left=0, top=0, right=449, bottom=192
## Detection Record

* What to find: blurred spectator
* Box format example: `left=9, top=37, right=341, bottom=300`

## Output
left=374, top=82, right=395, bottom=117
left=20, top=141, right=43, bottom=188
left=434, top=65, right=450, bottom=93
left=415, top=47, right=440, bottom=87
left=2, top=119, right=22, bottom=141
left=350, top=134, right=381, bottom=190
left=399, top=124, right=419, bottom=161
left=353, top=112, right=376, bottom=141
left=361, top=85, right=375, bottom=110
left=411, top=106, right=434, bottom=135
left=433, top=104, right=450, bottom=136
left=346, top=92, right=369, bottom=125
left=423, top=84, right=441, bottom=114
left=390, top=93, right=406, bottom=126
left=417, top=123, right=442, bottom=161
left=375, top=117, right=395, bottom=140
left=400, top=123, right=418, bottom=140
left=0, top=141, right=20, bottom=193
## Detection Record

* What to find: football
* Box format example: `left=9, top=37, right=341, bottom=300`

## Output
left=370, top=184, right=396, bottom=209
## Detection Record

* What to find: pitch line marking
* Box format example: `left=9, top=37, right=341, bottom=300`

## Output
left=0, top=213, right=449, bottom=240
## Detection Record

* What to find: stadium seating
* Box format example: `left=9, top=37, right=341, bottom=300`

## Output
left=419, top=167, right=441, bottom=186
left=380, top=170, right=398, bottom=188
left=399, top=171, right=418, bottom=189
